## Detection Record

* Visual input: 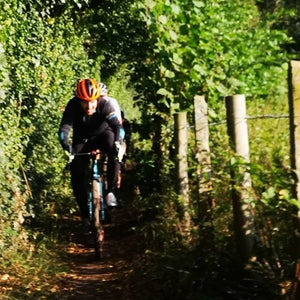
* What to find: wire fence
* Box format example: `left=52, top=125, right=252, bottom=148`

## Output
left=188, top=114, right=290, bottom=128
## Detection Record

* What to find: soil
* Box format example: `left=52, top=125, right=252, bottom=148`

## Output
left=54, top=207, right=144, bottom=300
left=54, top=170, right=148, bottom=300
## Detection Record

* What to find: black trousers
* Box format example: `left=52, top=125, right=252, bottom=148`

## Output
left=70, top=127, right=120, bottom=219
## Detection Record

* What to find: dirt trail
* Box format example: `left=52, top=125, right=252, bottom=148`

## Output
left=54, top=199, right=144, bottom=300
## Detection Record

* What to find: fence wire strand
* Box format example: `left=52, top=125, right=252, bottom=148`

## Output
left=187, top=114, right=289, bottom=129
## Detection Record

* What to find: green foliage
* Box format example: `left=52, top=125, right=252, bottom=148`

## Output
left=106, top=65, right=141, bottom=121
left=79, top=0, right=147, bottom=79
left=125, top=2, right=294, bottom=258
left=0, top=1, right=102, bottom=282
left=0, top=0, right=100, bottom=216
left=134, top=0, right=291, bottom=118
left=256, top=0, right=300, bottom=57
left=0, top=0, right=298, bottom=297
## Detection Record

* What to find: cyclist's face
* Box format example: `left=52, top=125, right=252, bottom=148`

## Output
left=80, top=99, right=97, bottom=115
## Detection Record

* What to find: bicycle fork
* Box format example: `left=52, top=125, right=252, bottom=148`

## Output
left=89, top=159, right=106, bottom=221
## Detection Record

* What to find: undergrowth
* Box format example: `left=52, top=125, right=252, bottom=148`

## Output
left=0, top=216, right=71, bottom=300
left=131, top=245, right=285, bottom=300
left=130, top=94, right=295, bottom=299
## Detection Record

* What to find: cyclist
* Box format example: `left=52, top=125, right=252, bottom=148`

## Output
left=58, top=78, right=123, bottom=225
left=99, top=82, right=126, bottom=160
left=99, top=83, right=127, bottom=193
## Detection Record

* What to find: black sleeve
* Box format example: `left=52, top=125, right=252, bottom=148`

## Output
left=106, top=117, right=122, bottom=142
left=58, top=100, right=73, bottom=152
left=100, top=97, right=122, bottom=142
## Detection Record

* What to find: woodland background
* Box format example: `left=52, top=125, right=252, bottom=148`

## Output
left=0, top=0, right=300, bottom=298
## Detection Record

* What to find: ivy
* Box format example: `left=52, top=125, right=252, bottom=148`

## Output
left=0, top=0, right=101, bottom=230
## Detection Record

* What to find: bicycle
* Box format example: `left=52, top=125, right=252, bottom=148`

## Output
left=70, top=149, right=108, bottom=260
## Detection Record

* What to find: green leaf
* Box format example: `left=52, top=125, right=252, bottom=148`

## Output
left=230, top=157, right=237, bottom=166
left=169, top=30, right=178, bottom=40
left=208, top=108, right=217, bottom=119
left=215, top=83, right=227, bottom=95
left=279, top=189, right=290, bottom=200
left=190, top=69, right=200, bottom=81
left=171, top=102, right=180, bottom=111
left=158, top=15, right=168, bottom=24
left=193, top=64, right=205, bottom=75
left=145, top=0, right=156, bottom=9
left=288, top=199, right=300, bottom=210
left=171, top=4, right=180, bottom=15
left=157, top=88, right=169, bottom=96
left=193, top=1, right=205, bottom=8
left=158, top=97, right=170, bottom=108
left=263, top=187, right=276, bottom=199
left=172, top=53, right=182, bottom=65
left=228, top=77, right=247, bottom=88
left=165, top=70, right=175, bottom=78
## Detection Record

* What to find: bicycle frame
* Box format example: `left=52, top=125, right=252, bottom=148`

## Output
left=90, top=151, right=106, bottom=221
left=72, top=150, right=107, bottom=259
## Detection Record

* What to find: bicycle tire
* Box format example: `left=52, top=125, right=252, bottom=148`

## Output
left=92, top=178, right=104, bottom=260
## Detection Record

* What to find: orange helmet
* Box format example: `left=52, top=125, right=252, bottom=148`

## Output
left=76, top=78, right=101, bottom=101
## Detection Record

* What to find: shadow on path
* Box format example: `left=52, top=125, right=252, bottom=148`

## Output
left=54, top=205, right=141, bottom=300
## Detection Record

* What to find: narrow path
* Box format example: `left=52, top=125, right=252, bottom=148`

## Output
left=55, top=207, right=141, bottom=300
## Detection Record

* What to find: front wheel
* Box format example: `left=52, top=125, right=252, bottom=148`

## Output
left=92, top=179, right=104, bottom=260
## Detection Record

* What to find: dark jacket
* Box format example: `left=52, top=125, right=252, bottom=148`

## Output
left=58, top=96, right=121, bottom=152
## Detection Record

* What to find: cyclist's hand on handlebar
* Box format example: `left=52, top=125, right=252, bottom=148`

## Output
left=63, top=151, right=74, bottom=172
left=64, top=150, right=74, bottom=163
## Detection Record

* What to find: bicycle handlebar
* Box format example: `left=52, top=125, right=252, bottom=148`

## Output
left=64, top=150, right=101, bottom=170
left=73, top=150, right=100, bottom=156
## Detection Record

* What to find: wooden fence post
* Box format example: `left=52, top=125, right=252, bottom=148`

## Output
left=193, top=96, right=213, bottom=224
left=225, top=94, right=255, bottom=263
left=289, top=60, right=300, bottom=208
left=288, top=60, right=300, bottom=299
left=174, top=112, right=191, bottom=236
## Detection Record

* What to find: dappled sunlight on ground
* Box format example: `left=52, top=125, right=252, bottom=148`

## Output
left=53, top=208, right=141, bottom=300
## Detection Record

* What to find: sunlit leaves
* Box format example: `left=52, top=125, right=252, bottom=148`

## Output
left=171, top=4, right=180, bottom=14
left=0, top=0, right=98, bottom=231
left=193, top=1, right=205, bottom=8
left=158, top=15, right=167, bottom=24
left=169, top=30, right=178, bottom=40
left=157, top=88, right=171, bottom=96
left=145, top=0, right=156, bottom=9
left=135, top=0, right=290, bottom=116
